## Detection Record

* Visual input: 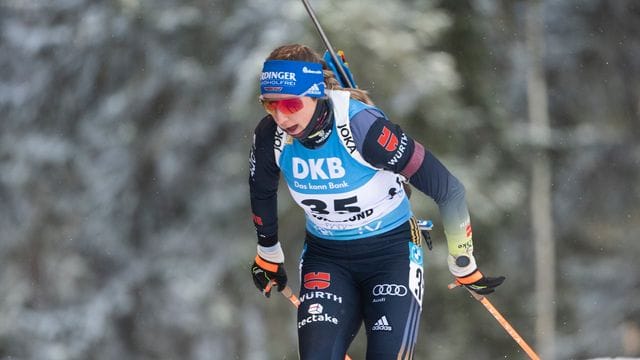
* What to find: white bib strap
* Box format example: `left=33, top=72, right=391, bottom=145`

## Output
left=327, top=90, right=377, bottom=170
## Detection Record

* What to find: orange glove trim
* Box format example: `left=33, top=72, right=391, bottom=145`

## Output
left=456, top=269, right=484, bottom=285
left=255, top=255, right=279, bottom=273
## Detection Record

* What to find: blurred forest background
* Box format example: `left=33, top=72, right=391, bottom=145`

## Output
left=1, top=0, right=639, bottom=359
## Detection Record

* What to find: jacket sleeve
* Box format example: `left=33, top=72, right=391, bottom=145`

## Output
left=352, top=111, right=476, bottom=275
left=249, top=116, right=280, bottom=247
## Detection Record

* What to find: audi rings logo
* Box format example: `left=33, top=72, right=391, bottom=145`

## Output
left=372, top=284, right=407, bottom=297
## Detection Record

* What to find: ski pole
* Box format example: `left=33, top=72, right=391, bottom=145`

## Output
left=266, top=282, right=353, bottom=360
left=300, top=0, right=355, bottom=88
left=448, top=282, right=541, bottom=360
left=278, top=284, right=301, bottom=307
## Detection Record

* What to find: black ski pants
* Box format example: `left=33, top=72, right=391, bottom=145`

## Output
left=297, top=219, right=425, bottom=360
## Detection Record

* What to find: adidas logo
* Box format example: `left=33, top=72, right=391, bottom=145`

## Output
left=305, top=83, right=322, bottom=95
left=372, top=316, right=392, bottom=331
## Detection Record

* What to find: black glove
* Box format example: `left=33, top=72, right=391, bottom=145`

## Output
left=251, top=255, right=287, bottom=298
left=456, top=269, right=505, bottom=295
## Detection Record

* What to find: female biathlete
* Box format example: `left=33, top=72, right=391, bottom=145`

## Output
left=249, top=44, right=504, bottom=360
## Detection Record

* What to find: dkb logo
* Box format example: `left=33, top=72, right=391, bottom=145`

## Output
left=292, top=157, right=345, bottom=180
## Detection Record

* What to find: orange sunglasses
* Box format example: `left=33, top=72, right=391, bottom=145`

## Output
left=259, top=97, right=305, bottom=115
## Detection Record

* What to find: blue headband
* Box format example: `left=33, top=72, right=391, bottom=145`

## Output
left=260, top=60, right=325, bottom=98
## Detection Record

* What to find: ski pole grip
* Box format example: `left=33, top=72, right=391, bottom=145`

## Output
left=280, top=285, right=301, bottom=307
